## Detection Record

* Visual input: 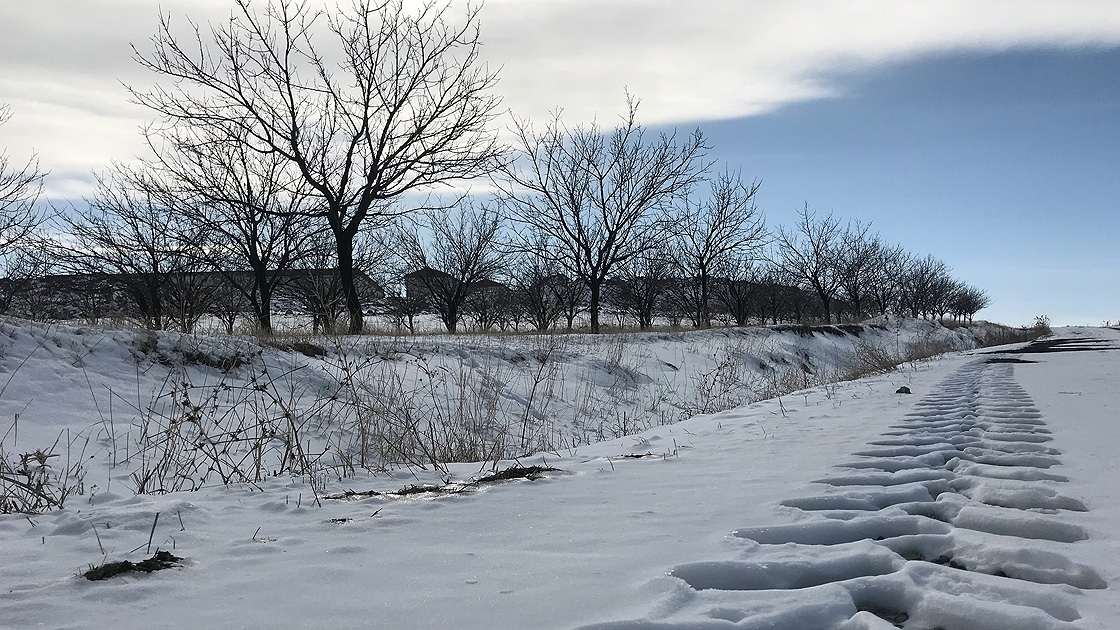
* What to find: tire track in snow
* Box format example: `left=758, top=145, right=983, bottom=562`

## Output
left=581, top=356, right=1105, bottom=630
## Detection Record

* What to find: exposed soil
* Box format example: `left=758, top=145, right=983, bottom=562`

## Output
left=325, top=465, right=563, bottom=501
left=84, top=551, right=183, bottom=581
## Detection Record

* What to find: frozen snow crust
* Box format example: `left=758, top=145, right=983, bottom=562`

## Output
left=1, top=322, right=1117, bottom=629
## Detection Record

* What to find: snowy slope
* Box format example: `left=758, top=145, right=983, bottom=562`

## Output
left=0, top=316, right=989, bottom=469
left=1, top=322, right=1115, bottom=629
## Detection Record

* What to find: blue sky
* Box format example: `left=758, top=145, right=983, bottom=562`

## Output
left=690, top=48, right=1120, bottom=326
left=2, top=1, right=1119, bottom=326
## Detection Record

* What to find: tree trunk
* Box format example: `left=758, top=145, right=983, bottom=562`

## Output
left=818, top=293, right=832, bottom=324
left=699, top=275, right=711, bottom=328
left=444, top=308, right=458, bottom=334
left=336, top=233, right=364, bottom=335
left=589, top=280, right=602, bottom=333
left=255, top=267, right=273, bottom=334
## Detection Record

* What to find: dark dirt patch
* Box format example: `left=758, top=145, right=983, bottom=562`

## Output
left=322, top=484, right=443, bottom=500
left=475, top=464, right=559, bottom=483
left=262, top=339, right=328, bottom=358
left=928, top=555, right=970, bottom=571
left=324, top=465, right=563, bottom=501
left=986, top=357, right=1037, bottom=364
left=900, top=549, right=973, bottom=572
left=285, top=341, right=328, bottom=358
left=393, top=484, right=447, bottom=496
left=180, top=349, right=249, bottom=372
left=84, top=551, right=183, bottom=581
left=131, top=333, right=252, bottom=372
left=771, top=324, right=815, bottom=337
left=324, top=488, right=383, bottom=499
left=771, top=324, right=866, bottom=337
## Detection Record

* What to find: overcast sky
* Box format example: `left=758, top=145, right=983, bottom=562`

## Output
left=2, top=0, right=1119, bottom=326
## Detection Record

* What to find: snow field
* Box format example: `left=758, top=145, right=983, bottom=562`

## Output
left=1, top=322, right=1114, bottom=629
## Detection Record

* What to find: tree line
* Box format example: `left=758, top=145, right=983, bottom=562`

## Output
left=0, top=0, right=990, bottom=335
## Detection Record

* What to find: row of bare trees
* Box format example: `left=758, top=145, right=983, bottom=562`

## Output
left=771, top=206, right=989, bottom=324
left=0, top=0, right=992, bottom=335
left=385, top=196, right=988, bottom=334
left=0, top=0, right=498, bottom=334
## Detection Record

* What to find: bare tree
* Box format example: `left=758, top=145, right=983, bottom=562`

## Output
left=396, top=202, right=503, bottom=333
left=835, top=221, right=877, bottom=321
left=146, top=127, right=323, bottom=333
left=0, top=251, right=54, bottom=317
left=772, top=205, right=845, bottom=323
left=510, top=239, right=566, bottom=332
left=0, top=106, right=46, bottom=256
left=554, top=275, right=588, bottom=331
left=714, top=256, right=761, bottom=327
left=381, top=287, right=428, bottom=334
left=280, top=230, right=337, bottom=333
left=498, top=98, right=708, bottom=333
left=952, top=284, right=990, bottom=323
left=284, top=229, right=384, bottom=333
left=866, top=243, right=910, bottom=317
left=898, top=254, right=951, bottom=319
left=132, top=0, right=503, bottom=333
left=0, top=105, right=50, bottom=312
left=62, top=169, right=209, bottom=331
left=463, top=279, right=515, bottom=332
left=606, top=245, right=676, bottom=331
left=165, top=269, right=226, bottom=334
left=207, top=279, right=251, bottom=334
left=672, top=170, right=764, bottom=328
left=929, top=273, right=960, bottom=322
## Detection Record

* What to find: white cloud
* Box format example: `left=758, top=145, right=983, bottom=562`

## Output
left=480, top=0, right=1120, bottom=124
left=2, top=0, right=1119, bottom=198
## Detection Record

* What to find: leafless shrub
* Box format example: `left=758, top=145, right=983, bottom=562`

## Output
left=0, top=430, right=88, bottom=514
left=845, top=339, right=903, bottom=379
left=116, top=345, right=327, bottom=495
left=1032, top=315, right=1053, bottom=338
left=689, top=338, right=761, bottom=414
left=902, top=333, right=960, bottom=363
left=322, top=345, right=516, bottom=474
left=605, top=333, right=628, bottom=372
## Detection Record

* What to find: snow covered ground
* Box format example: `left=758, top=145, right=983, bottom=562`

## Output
left=1, top=321, right=1115, bottom=629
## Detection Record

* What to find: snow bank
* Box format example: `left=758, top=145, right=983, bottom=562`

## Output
left=0, top=316, right=993, bottom=474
